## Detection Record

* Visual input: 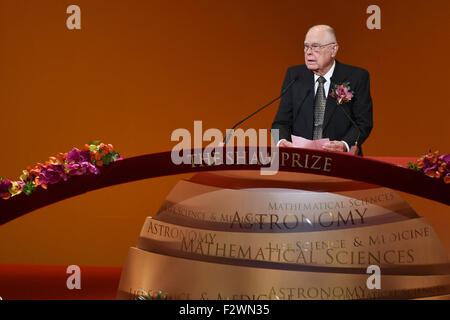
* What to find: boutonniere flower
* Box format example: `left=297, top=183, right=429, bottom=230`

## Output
left=329, top=82, right=354, bottom=104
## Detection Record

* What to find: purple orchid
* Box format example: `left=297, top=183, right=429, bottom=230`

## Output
left=423, top=164, right=438, bottom=173
left=65, top=163, right=87, bottom=176
left=38, top=164, right=68, bottom=185
left=0, top=180, right=12, bottom=193
left=66, top=148, right=91, bottom=163
left=423, top=157, right=432, bottom=168
left=438, top=154, right=450, bottom=166
left=66, top=162, right=100, bottom=176
left=85, top=162, right=100, bottom=175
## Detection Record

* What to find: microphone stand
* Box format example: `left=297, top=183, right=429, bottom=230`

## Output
left=223, top=77, right=298, bottom=145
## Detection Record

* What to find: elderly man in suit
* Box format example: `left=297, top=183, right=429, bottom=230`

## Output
left=272, top=25, right=373, bottom=155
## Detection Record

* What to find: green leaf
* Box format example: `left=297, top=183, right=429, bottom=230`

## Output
left=88, top=140, right=101, bottom=146
left=102, top=154, right=111, bottom=166
left=101, top=152, right=120, bottom=166
left=135, top=289, right=153, bottom=300
left=23, top=181, right=36, bottom=196
left=110, top=152, right=120, bottom=162
left=407, top=162, right=418, bottom=171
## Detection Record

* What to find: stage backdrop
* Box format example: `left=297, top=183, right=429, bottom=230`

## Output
left=0, top=0, right=449, bottom=266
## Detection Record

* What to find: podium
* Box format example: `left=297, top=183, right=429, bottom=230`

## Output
left=117, top=168, right=450, bottom=300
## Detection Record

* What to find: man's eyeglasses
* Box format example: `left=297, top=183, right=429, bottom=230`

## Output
left=304, top=42, right=336, bottom=53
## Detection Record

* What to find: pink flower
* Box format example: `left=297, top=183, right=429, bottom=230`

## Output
left=0, top=180, right=12, bottom=194
left=38, top=164, right=68, bottom=185
left=336, top=85, right=345, bottom=96
left=67, top=148, right=91, bottom=163
left=345, top=91, right=354, bottom=100
left=439, top=154, right=450, bottom=166
left=333, top=83, right=354, bottom=104
left=65, top=162, right=100, bottom=176
left=65, top=163, right=87, bottom=176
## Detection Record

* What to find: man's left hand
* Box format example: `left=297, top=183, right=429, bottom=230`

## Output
left=322, top=141, right=346, bottom=152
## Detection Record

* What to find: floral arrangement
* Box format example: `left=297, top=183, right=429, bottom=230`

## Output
left=135, top=289, right=168, bottom=300
left=329, top=82, right=354, bottom=104
left=0, top=141, right=121, bottom=200
left=407, top=150, right=449, bottom=184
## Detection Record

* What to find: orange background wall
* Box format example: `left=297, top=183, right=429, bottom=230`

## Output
left=1, top=0, right=449, bottom=266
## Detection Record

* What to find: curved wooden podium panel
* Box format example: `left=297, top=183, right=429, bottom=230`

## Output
left=0, top=147, right=448, bottom=225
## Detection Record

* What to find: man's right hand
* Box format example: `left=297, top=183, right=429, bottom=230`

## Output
left=278, top=140, right=294, bottom=148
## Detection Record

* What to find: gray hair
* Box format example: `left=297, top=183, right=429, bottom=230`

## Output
left=307, top=25, right=337, bottom=43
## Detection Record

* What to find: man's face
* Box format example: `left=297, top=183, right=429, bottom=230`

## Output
left=304, top=28, right=337, bottom=75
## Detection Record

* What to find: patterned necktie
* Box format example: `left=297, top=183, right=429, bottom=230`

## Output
left=313, top=76, right=327, bottom=140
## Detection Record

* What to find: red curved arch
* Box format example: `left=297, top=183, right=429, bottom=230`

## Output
left=0, top=147, right=448, bottom=225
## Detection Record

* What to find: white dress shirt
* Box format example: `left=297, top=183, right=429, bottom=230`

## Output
left=314, top=60, right=335, bottom=97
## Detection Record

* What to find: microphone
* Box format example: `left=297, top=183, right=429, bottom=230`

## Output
left=223, top=76, right=299, bottom=144
left=336, top=103, right=362, bottom=155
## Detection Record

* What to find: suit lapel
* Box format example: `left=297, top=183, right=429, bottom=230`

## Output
left=298, top=69, right=315, bottom=137
left=323, top=60, right=344, bottom=130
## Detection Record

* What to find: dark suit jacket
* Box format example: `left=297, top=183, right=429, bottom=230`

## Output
left=271, top=60, right=373, bottom=155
